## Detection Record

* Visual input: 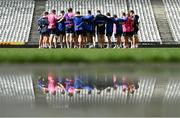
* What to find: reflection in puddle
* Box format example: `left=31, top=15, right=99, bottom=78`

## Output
left=0, top=75, right=35, bottom=106
left=0, top=64, right=180, bottom=117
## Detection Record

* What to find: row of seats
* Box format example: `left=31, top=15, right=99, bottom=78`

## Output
left=0, top=0, right=35, bottom=43
left=129, top=0, right=161, bottom=43
left=162, top=0, right=180, bottom=42
left=0, top=74, right=35, bottom=106
left=163, top=79, right=180, bottom=104
left=128, top=78, right=156, bottom=104
left=46, top=0, right=127, bottom=16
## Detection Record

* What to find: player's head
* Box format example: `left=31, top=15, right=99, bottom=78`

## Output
left=76, top=11, right=80, bottom=15
left=43, top=11, right=49, bottom=16
left=113, top=14, right=117, bottom=18
left=106, top=12, right=111, bottom=17
left=130, top=10, right=135, bottom=16
left=122, top=12, right=126, bottom=17
left=68, top=8, right=73, bottom=13
left=61, top=10, right=65, bottom=15
left=51, top=9, right=56, bottom=14
left=97, top=10, right=101, bottom=14
left=88, top=10, right=91, bottom=15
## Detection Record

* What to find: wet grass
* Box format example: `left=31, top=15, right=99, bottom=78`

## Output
left=0, top=48, right=180, bottom=63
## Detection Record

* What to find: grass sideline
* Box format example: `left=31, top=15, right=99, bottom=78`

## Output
left=0, top=48, right=180, bottom=63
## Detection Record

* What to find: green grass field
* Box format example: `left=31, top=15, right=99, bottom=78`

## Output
left=0, top=48, right=180, bottom=63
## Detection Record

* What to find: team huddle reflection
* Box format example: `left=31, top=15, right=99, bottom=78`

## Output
left=37, top=73, right=139, bottom=96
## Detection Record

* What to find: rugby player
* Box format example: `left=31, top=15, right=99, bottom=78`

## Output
left=56, top=10, right=66, bottom=48
left=122, top=12, right=134, bottom=48
left=130, top=10, right=140, bottom=48
left=94, top=10, right=108, bottom=48
left=83, top=10, right=95, bottom=48
left=113, top=13, right=128, bottom=48
left=37, top=11, right=49, bottom=48
left=47, top=9, right=58, bottom=48
left=65, top=8, right=75, bottom=48
left=72, top=11, right=84, bottom=48
left=105, top=13, right=115, bottom=48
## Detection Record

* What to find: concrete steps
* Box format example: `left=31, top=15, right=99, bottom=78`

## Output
left=151, top=0, right=175, bottom=44
left=28, top=0, right=46, bottom=44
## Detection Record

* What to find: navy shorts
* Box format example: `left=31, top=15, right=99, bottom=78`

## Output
left=49, top=28, right=57, bottom=35
left=75, top=30, right=83, bottom=35
left=106, top=32, right=113, bottom=37
left=66, top=27, right=74, bottom=33
left=115, top=32, right=123, bottom=38
left=56, top=31, right=66, bottom=36
left=123, top=32, right=133, bottom=37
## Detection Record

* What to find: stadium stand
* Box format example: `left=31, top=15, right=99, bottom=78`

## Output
left=0, top=0, right=179, bottom=46
left=0, top=0, right=35, bottom=44
left=163, top=79, right=180, bottom=104
left=0, top=74, right=35, bottom=106
left=129, top=0, right=161, bottom=43
left=128, top=78, right=156, bottom=104
left=46, top=0, right=127, bottom=16
left=162, top=0, right=180, bottom=43
left=150, top=0, right=174, bottom=44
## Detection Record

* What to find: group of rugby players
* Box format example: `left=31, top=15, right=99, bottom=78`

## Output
left=38, top=73, right=139, bottom=96
left=38, top=8, right=139, bottom=49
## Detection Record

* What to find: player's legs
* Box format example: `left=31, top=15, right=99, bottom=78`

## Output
left=107, top=36, right=112, bottom=48
left=123, top=33, right=129, bottom=48
left=98, top=34, right=105, bottom=48
left=87, top=32, right=94, bottom=48
left=66, top=33, right=70, bottom=48
left=134, top=34, right=139, bottom=48
left=39, top=35, right=43, bottom=48
left=116, top=35, right=121, bottom=48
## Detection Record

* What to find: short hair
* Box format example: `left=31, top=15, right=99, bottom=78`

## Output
left=130, top=10, right=135, bottom=14
left=106, top=12, right=111, bottom=16
left=68, top=8, right=73, bottom=12
left=113, top=14, right=117, bottom=18
left=88, top=10, right=91, bottom=14
left=97, top=10, right=101, bottom=14
left=61, top=10, right=65, bottom=14
left=122, top=12, right=126, bottom=16
left=51, top=9, right=56, bottom=14
left=76, top=11, right=80, bottom=14
left=44, top=11, right=49, bottom=15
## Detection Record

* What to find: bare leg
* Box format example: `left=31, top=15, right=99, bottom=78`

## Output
left=69, top=33, right=73, bottom=48
left=107, top=36, right=112, bottom=48
left=49, top=34, right=54, bottom=49
left=53, top=35, right=57, bottom=48
left=39, top=35, right=43, bottom=48
left=124, top=36, right=129, bottom=48
left=66, top=33, right=70, bottom=48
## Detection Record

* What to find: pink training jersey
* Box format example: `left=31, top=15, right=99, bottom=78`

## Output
left=48, top=75, right=57, bottom=94
left=64, top=12, right=75, bottom=27
left=48, top=13, right=57, bottom=29
left=122, top=16, right=134, bottom=33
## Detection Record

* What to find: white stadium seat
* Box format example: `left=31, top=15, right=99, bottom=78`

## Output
left=0, top=0, right=35, bottom=43
left=162, top=0, right=180, bottom=42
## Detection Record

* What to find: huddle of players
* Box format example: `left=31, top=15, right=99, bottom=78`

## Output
left=38, top=8, right=140, bottom=49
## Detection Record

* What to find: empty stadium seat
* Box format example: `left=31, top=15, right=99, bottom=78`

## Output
left=162, top=0, right=180, bottom=42
left=0, top=0, right=35, bottom=44
left=0, top=74, right=35, bottom=106
left=163, top=79, right=180, bottom=104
